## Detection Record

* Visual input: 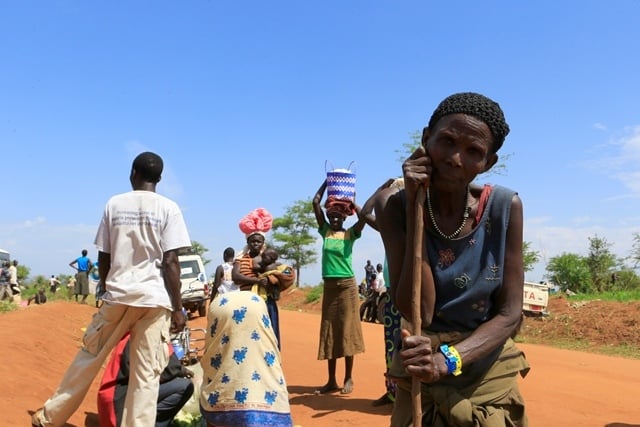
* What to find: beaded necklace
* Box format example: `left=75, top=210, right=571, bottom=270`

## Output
left=426, top=186, right=471, bottom=240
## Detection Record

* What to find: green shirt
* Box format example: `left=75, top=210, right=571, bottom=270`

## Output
left=318, top=222, right=361, bottom=278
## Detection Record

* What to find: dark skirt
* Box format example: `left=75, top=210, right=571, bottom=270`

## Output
left=317, top=277, right=365, bottom=360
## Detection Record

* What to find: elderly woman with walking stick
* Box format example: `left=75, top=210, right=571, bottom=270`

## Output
left=372, top=92, right=530, bottom=427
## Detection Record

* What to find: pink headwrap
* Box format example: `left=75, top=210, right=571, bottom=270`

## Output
left=239, top=208, right=273, bottom=238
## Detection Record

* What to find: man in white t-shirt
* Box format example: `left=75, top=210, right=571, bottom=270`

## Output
left=48, top=275, right=61, bottom=293
left=32, top=152, right=192, bottom=427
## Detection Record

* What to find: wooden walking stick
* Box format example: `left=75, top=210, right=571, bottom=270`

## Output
left=411, top=188, right=435, bottom=426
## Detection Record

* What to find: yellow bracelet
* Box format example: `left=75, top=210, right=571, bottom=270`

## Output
left=448, top=345, right=463, bottom=376
left=439, top=344, right=463, bottom=376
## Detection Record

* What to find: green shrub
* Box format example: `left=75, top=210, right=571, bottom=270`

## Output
left=567, top=289, right=640, bottom=302
left=305, top=285, right=323, bottom=304
left=171, top=413, right=202, bottom=426
left=0, top=300, right=17, bottom=313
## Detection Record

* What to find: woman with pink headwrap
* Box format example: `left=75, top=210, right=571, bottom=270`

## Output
left=231, top=208, right=283, bottom=347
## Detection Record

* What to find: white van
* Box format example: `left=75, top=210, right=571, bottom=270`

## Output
left=179, top=254, right=209, bottom=317
left=523, top=281, right=550, bottom=315
left=0, top=249, right=10, bottom=264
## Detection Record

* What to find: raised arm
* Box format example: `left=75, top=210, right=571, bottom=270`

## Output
left=312, top=180, right=327, bottom=228
left=359, top=178, right=398, bottom=231
left=359, top=194, right=379, bottom=231
left=351, top=203, right=368, bottom=234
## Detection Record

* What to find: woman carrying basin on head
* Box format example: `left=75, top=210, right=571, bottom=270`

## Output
left=312, top=179, right=367, bottom=395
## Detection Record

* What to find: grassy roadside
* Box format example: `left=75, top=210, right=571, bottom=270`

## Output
left=281, top=286, right=640, bottom=361
left=4, top=286, right=639, bottom=360
left=514, top=336, right=640, bottom=359
left=517, top=292, right=640, bottom=360
left=0, top=286, right=101, bottom=313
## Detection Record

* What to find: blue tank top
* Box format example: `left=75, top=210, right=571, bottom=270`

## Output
left=77, top=256, right=92, bottom=272
left=427, top=185, right=516, bottom=333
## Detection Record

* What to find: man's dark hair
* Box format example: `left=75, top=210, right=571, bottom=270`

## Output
left=81, top=249, right=88, bottom=256
left=132, top=152, right=163, bottom=183
left=223, top=247, right=235, bottom=261
left=428, top=92, right=510, bottom=153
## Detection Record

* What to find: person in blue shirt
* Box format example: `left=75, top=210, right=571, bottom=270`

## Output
left=69, top=249, right=92, bottom=304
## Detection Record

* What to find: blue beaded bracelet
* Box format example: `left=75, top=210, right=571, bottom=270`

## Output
left=439, top=344, right=462, bottom=376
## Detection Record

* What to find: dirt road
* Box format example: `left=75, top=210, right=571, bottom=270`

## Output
left=1, top=302, right=639, bottom=426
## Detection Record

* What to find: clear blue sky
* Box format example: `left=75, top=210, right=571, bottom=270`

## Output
left=2, top=1, right=639, bottom=285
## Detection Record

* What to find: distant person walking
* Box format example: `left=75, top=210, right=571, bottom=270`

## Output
left=9, top=259, right=20, bottom=302
left=66, top=276, right=76, bottom=300
left=31, top=151, right=192, bottom=427
left=69, top=249, right=92, bottom=304
left=364, top=260, right=376, bottom=289
left=49, top=275, right=62, bottom=294
left=361, top=262, right=385, bottom=323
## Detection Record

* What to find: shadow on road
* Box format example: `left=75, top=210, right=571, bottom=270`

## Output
left=288, top=384, right=392, bottom=419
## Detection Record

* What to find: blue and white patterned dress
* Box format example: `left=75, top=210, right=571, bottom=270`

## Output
left=200, top=291, right=293, bottom=427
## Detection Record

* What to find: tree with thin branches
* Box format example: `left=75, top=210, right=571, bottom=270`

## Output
left=270, top=199, right=318, bottom=286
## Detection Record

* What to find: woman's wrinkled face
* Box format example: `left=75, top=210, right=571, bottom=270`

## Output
left=247, top=234, right=265, bottom=254
left=425, top=113, right=497, bottom=190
